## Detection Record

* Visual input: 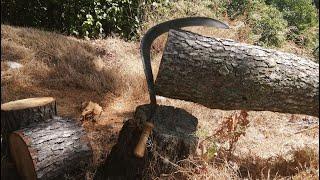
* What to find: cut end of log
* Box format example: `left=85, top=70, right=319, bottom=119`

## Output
left=9, top=133, right=36, bottom=180
left=1, top=97, right=55, bottom=111
left=8, top=118, right=93, bottom=180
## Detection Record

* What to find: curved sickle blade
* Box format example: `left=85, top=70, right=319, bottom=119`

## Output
left=140, top=17, right=229, bottom=106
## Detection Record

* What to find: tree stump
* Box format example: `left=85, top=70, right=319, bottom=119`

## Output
left=8, top=116, right=93, bottom=180
left=155, top=29, right=319, bottom=117
left=1, top=97, right=57, bottom=155
left=94, top=104, right=198, bottom=180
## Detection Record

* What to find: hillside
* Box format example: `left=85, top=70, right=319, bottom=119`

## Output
left=1, top=22, right=319, bottom=179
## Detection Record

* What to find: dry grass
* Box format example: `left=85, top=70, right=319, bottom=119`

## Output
left=1, top=25, right=111, bottom=116
left=1, top=25, right=113, bottom=92
left=155, top=97, right=319, bottom=180
left=1, top=25, right=148, bottom=175
left=1, top=25, right=149, bottom=116
left=1, top=23, right=319, bottom=179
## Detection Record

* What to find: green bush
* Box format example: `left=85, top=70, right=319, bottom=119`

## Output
left=248, top=1, right=288, bottom=47
left=1, top=0, right=162, bottom=39
left=266, top=0, right=319, bottom=48
left=73, top=0, right=143, bottom=39
left=225, top=0, right=251, bottom=20
left=266, top=0, right=318, bottom=31
left=224, top=0, right=287, bottom=47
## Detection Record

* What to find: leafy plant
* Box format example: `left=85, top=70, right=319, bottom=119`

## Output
left=266, top=0, right=319, bottom=48
left=226, top=0, right=251, bottom=20
left=248, top=1, right=288, bottom=47
left=224, top=0, right=287, bottom=47
left=1, top=0, right=163, bottom=39
left=266, top=0, right=318, bottom=31
left=198, top=110, right=249, bottom=161
left=223, top=0, right=319, bottom=48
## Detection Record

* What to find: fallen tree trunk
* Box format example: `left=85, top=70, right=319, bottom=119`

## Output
left=94, top=104, right=198, bottom=179
left=9, top=116, right=93, bottom=180
left=155, top=29, right=319, bottom=117
left=1, top=97, right=57, bottom=154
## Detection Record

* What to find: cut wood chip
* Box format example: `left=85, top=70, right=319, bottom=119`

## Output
left=81, top=101, right=103, bottom=122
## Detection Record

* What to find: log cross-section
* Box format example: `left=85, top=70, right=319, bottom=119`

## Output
left=1, top=97, right=57, bottom=154
left=9, top=116, right=93, bottom=180
left=1, top=97, right=57, bottom=133
left=155, top=29, right=319, bottom=117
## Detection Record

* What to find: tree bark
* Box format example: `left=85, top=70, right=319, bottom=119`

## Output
left=94, top=104, right=198, bottom=179
left=1, top=97, right=57, bottom=154
left=155, top=29, right=319, bottom=117
left=1, top=97, right=57, bottom=133
left=8, top=116, right=93, bottom=180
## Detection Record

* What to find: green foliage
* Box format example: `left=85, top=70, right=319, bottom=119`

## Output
left=206, top=142, right=218, bottom=160
left=224, top=0, right=287, bottom=47
left=266, top=0, right=319, bottom=48
left=1, top=0, right=318, bottom=51
left=223, top=0, right=319, bottom=48
left=266, top=0, right=318, bottom=31
left=206, top=0, right=229, bottom=18
left=1, top=0, right=161, bottom=39
left=141, top=0, right=223, bottom=23
left=225, top=0, right=251, bottom=20
left=248, top=1, right=288, bottom=47
left=73, top=0, right=144, bottom=39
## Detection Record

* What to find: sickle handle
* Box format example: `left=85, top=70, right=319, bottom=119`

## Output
left=134, top=122, right=154, bottom=158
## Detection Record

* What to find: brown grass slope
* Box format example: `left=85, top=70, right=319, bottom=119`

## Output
left=1, top=25, right=149, bottom=176
left=1, top=25, right=148, bottom=116
left=1, top=25, right=319, bottom=179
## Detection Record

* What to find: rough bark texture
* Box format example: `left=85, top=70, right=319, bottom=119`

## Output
left=9, top=116, right=93, bottom=180
left=155, top=29, right=319, bottom=117
left=1, top=97, right=57, bottom=155
left=94, top=104, right=198, bottom=180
